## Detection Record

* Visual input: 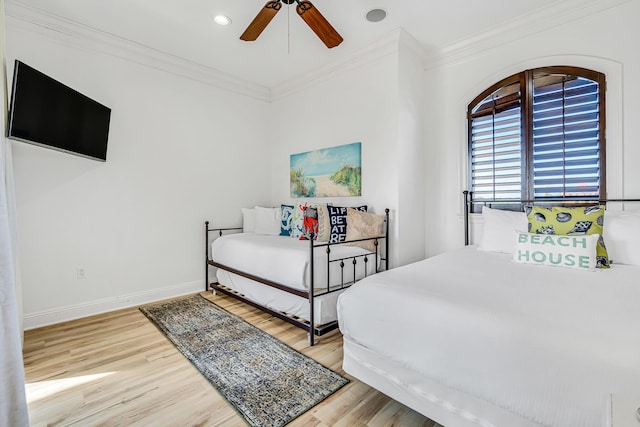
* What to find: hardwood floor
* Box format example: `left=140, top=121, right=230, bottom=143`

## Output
left=23, top=292, right=437, bottom=426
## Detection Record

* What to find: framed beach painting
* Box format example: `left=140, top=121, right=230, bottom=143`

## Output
left=290, top=142, right=361, bottom=198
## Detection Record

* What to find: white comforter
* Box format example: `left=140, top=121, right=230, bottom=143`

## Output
left=212, top=233, right=378, bottom=291
left=338, top=246, right=640, bottom=427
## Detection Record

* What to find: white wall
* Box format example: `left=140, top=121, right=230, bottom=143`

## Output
left=7, top=19, right=271, bottom=328
left=396, top=33, right=426, bottom=265
left=268, top=56, right=400, bottom=264
left=423, top=0, right=640, bottom=255
left=268, top=32, right=427, bottom=268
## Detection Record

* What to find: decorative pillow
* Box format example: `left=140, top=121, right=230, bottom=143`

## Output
left=290, top=205, right=305, bottom=239
left=603, top=211, right=640, bottom=266
left=242, top=208, right=256, bottom=233
left=513, top=231, right=599, bottom=270
left=327, top=205, right=367, bottom=243
left=254, top=206, right=281, bottom=235
left=527, top=205, right=609, bottom=268
left=345, top=208, right=385, bottom=252
left=316, top=205, right=331, bottom=242
left=478, top=206, right=528, bottom=254
left=280, top=204, right=294, bottom=236
left=300, top=205, right=319, bottom=240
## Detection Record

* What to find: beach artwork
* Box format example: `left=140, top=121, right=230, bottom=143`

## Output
left=290, top=142, right=362, bottom=198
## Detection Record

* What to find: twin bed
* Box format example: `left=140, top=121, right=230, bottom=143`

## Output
left=338, top=192, right=640, bottom=427
left=205, top=207, right=389, bottom=346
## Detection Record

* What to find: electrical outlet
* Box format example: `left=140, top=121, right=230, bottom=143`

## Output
left=76, top=267, right=86, bottom=280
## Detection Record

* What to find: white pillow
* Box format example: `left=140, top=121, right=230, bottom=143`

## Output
left=603, top=211, right=640, bottom=266
left=478, top=206, right=528, bottom=253
left=254, top=206, right=281, bottom=235
left=513, top=231, right=598, bottom=270
left=242, top=208, right=256, bottom=233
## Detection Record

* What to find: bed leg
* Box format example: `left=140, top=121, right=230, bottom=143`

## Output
left=205, top=221, right=210, bottom=292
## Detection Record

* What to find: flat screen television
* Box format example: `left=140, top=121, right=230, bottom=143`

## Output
left=7, top=60, right=111, bottom=161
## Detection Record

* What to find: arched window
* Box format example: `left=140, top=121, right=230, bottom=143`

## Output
left=467, top=67, right=606, bottom=209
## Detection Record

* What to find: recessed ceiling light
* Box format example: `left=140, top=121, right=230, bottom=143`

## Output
left=214, top=15, right=232, bottom=26
left=365, top=9, right=387, bottom=23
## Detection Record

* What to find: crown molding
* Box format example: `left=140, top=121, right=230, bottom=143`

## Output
left=4, top=1, right=423, bottom=103
left=270, top=28, right=426, bottom=102
left=4, top=0, right=272, bottom=102
left=397, top=28, right=428, bottom=64
left=423, top=0, right=633, bottom=70
left=6, top=0, right=624, bottom=102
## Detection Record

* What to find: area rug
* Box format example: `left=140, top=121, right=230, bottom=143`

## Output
left=139, top=294, right=348, bottom=427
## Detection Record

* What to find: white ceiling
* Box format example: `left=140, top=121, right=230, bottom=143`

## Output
left=8, top=0, right=567, bottom=88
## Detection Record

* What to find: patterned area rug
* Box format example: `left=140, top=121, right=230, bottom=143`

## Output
left=140, top=294, right=348, bottom=427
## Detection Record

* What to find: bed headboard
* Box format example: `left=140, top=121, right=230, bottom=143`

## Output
left=463, top=190, right=640, bottom=245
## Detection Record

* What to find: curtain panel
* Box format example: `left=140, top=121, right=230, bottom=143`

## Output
left=1, top=0, right=30, bottom=423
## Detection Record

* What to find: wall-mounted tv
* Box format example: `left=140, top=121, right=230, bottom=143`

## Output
left=7, top=60, right=111, bottom=162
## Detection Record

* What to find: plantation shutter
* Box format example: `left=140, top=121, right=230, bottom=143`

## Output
left=467, top=67, right=605, bottom=207
left=469, top=81, right=522, bottom=201
left=532, top=73, right=602, bottom=199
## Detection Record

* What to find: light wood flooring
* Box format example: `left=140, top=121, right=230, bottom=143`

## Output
left=23, top=291, right=437, bottom=427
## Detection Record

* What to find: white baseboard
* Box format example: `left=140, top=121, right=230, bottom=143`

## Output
left=23, top=280, right=204, bottom=330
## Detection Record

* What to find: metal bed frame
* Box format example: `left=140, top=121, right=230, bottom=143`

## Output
left=205, top=209, right=390, bottom=346
left=463, top=190, right=640, bottom=245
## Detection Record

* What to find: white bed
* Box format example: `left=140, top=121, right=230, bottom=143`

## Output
left=338, top=245, right=640, bottom=427
left=212, top=233, right=378, bottom=292
left=205, top=206, right=389, bottom=346
left=211, top=233, right=379, bottom=325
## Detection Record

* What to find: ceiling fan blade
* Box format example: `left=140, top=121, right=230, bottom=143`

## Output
left=240, top=1, right=282, bottom=42
left=296, top=1, right=343, bottom=49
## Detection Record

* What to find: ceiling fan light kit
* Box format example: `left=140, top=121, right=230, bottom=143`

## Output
left=240, top=0, right=343, bottom=49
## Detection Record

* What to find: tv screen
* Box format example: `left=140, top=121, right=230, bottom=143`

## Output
left=7, top=60, right=111, bottom=161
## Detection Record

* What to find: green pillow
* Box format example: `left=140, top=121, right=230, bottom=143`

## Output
left=527, top=205, right=609, bottom=268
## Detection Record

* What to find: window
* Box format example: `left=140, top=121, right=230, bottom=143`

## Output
left=468, top=67, right=606, bottom=209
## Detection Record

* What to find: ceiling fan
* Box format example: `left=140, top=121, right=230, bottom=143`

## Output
left=240, top=0, right=343, bottom=49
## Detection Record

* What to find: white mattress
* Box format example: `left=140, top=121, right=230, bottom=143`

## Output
left=212, top=233, right=378, bottom=291
left=337, top=246, right=640, bottom=427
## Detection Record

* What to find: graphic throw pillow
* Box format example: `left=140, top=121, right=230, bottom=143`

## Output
left=327, top=205, right=367, bottom=243
left=300, top=205, right=319, bottom=240
left=526, top=205, right=609, bottom=268
left=345, top=208, right=385, bottom=252
left=280, top=204, right=294, bottom=236
left=289, top=205, right=305, bottom=239
left=513, top=231, right=599, bottom=270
